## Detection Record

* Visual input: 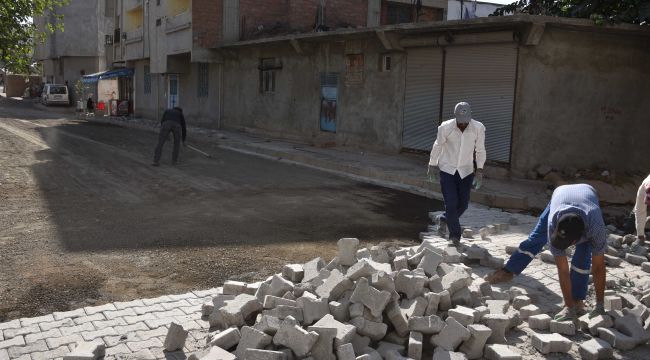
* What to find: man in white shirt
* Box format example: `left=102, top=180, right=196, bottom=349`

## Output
left=428, top=102, right=487, bottom=246
left=633, top=173, right=650, bottom=244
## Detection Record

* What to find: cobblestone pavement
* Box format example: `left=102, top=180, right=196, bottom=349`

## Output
left=1, top=205, right=649, bottom=359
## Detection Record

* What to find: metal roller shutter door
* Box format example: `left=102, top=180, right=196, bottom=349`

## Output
left=441, top=43, right=517, bottom=163
left=402, top=48, right=443, bottom=151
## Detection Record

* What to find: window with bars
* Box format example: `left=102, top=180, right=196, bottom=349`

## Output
left=259, top=58, right=279, bottom=93
left=197, top=63, right=209, bottom=97
left=144, top=65, right=151, bottom=94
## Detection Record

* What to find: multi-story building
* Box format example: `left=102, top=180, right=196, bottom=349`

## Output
left=112, top=0, right=447, bottom=124
left=33, top=0, right=115, bottom=98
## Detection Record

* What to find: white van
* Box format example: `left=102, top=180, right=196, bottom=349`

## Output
left=41, top=84, right=69, bottom=106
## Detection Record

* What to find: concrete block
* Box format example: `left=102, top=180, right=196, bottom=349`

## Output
left=474, top=306, right=489, bottom=322
left=512, top=296, right=530, bottom=310
left=540, top=251, right=555, bottom=264
left=429, top=275, right=444, bottom=293
left=486, top=300, right=510, bottom=315
left=480, top=255, right=504, bottom=269
left=337, top=343, right=356, bottom=360
left=307, top=325, right=337, bottom=360
left=432, top=347, right=468, bottom=360
left=490, top=289, right=510, bottom=301
left=444, top=247, right=462, bottom=263
left=438, top=290, right=452, bottom=311
left=425, top=292, right=441, bottom=315
left=188, top=346, right=236, bottom=360
left=370, top=271, right=395, bottom=292
left=316, top=269, right=353, bottom=300
left=615, top=313, right=650, bottom=343
left=395, top=270, right=428, bottom=299
left=297, top=296, right=329, bottom=325
left=329, top=301, right=350, bottom=323
left=63, top=341, right=105, bottom=360
left=448, top=306, right=478, bottom=327
left=210, top=294, right=263, bottom=328
left=255, top=314, right=283, bottom=337
left=213, top=294, right=237, bottom=309
left=338, top=238, right=360, bottom=266
left=527, top=313, right=551, bottom=330
left=349, top=302, right=364, bottom=318
left=163, top=322, right=188, bottom=351
left=386, top=301, right=410, bottom=337
left=465, top=245, right=487, bottom=260
left=483, top=344, right=521, bottom=360
left=597, top=327, right=637, bottom=350
left=360, top=347, right=383, bottom=360
left=462, top=229, right=474, bottom=239
left=350, top=277, right=391, bottom=317
left=408, top=332, right=423, bottom=360
left=270, top=275, right=294, bottom=297
left=549, top=320, right=576, bottom=335
left=441, top=267, right=472, bottom=295
left=579, top=338, right=614, bottom=360
left=642, top=262, right=650, bottom=273
left=624, top=304, right=650, bottom=323
left=243, top=349, right=284, bottom=360
left=418, top=249, right=444, bottom=276
left=605, top=254, right=622, bottom=267
left=206, top=327, right=241, bottom=349
left=588, top=315, right=614, bottom=336
left=370, top=246, right=390, bottom=263
left=376, top=341, right=405, bottom=359
left=626, top=253, right=646, bottom=265
left=431, top=317, right=471, bottom=351
left=400, top=296, right=427, bottom=318
left=255, top=283, right=273, bottom=304
left=504, top=246, right=518, bottom=255
left=352, top=335, right=372, bottom=355
left=481, top=314, right=510, bottom=343
left=263, top=295, right=297, bottom=309
left=350, top=317, right=388, bottom=341
left=357, top=247, right=371, bottom=260
left=451, top=287, right=473, bottom=307
left=531, top=332, right=572, bottom=354
left=202, top=301, right=214, bottom=317
left=408, top=315, right=445, bottom=334
left=302, top=257, right=326, bottom=283
left=263, top=305, right=304, bottom=322
left=273, top=316, right=319, bottom=357
left=458, top=324, right=492, bottom=359
left=393, top=255, right=408, bottom=271
left=347, top=260, right=379, bottom=281
left=223, top=281, right=247, bottom=295
left=605, top=295, right=623, bottom=311
left=478, top=279, right=493, bottom=297
left=235, top=326, right=273, bottom=358
left=506, top=309, right=522, bottom=329
left=282, top=264, right=304, bottom=282
left=312, top=314, right=356, bottom=348
left=518, top=304, right=540, bottom=320
left=383, top=331, right=408, bottom=346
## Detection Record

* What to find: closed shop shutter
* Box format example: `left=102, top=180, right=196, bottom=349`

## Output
left=402, top=47, right=443, bottom=151
left=441, top=43, right=518, bottom=163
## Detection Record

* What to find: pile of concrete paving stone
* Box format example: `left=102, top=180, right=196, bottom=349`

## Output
left=604, top=234, right=650, bottom=274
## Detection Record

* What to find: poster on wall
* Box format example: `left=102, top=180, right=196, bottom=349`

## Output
left=320, top=73, right=339, bottom=133
left=345, top=54, right=364, bottom=86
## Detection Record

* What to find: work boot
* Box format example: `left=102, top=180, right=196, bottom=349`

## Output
left=449, top=237, right=461, bottom=248
left=437, top=216, right=447, bottom=236
left=554, top=306, right=577, bottom=321
left=485, top=268, right=513, bottom=284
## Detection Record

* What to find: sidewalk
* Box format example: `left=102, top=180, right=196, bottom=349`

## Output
left=86, top=115, right=550, bottom=212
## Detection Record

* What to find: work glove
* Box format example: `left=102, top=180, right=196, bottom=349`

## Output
left=554, top=306, right=577, bottom=321
left=473, top=169, right=484, bottom=190
left=427, top=165, right=439, bottom=183
left=588, top=302, right=606, bottom=319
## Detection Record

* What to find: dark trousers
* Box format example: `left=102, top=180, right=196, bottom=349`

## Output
left=153, top=121, right=182, bottom=163
left=440, top=171, right=474, bottom=239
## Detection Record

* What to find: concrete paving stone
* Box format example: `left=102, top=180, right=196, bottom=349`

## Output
left=113, top=299, right=146, bottom=310
left=614, top=313, right=649, bottom=343
left=160, top=300, right=192, bottom=311
left=400, top=296, right=427, bottom=319
left=144, top=318, right=173, bottom=330
left=244, top=283, right=262, bottom=296
left=263, top=305, right=304, bottom=322
left=316, top=269, right=353, bottom=300
left=24, top=328, right=62, bottom=343
left=269, top=275, right=295, bottom=298
left=350, top=316, right=387, bottom=341
left=597, top=327, right=637, bottom=350
left=131, top=304, right=166, bottom=315
left=282, top=264, right=305, bottom=283
left=7, top=339, right=48, bottom=358
left=210, top=294, right=263, bottom=328
left=0, top=335, right=25, bottom=349
left=350, top=277, right=391, bottom=318
left=302, top=257, right=326, bottom=283
left=312, top=314, right=356, bottom=348
left=30, top=345, right=71, bottom=360
left=297, top=296, right=329, bottom=325
left=448, top=306, right=477, bottom=327
left=167, top=293, right=197, bottom=301
left=441, top=267, right=472, bottom=295
left=91, top=318, right=127, bottom=331
left=338, top=238, right=360, bottom=266
left=393, top=255, right=408, bottom=271
left=3, top=324, right=40, bottom=339
left=235, top=326, right=273, bottom=359
left=394, top=270, right=427, bottom=299
left=605, top=296, right=623, bottom=311
left=0, top=320, right=21, bottom=332
left=103, top=308, right=137, bottom=320
left=223, top=281, right=247, bottom=296
left=105, top=343, right=131, bottom=357
left=481, top=314, right=510, bottom=344
left=263, top=295, right=297, bottom=309
left=114, top=322, right=149, bottom=335
left=163, top=323, right=188, bottom=352
left=141, top=296, right=174, bottom=307
left=428, top=275, right=444, bottom=293
left=46, top=334, right=84, bottom=349
left=205, top=327, right=241, bottom=350
left=53, top=308, right=87, bottom=321
left=511, top=296, right=531, bottom=310
left=438, top=290, right=452, bottom=311
left=73, top=313, right=106, bottom=325
left=407, top=331, right=423, bottom=360
left=337, top=343, right=356, bottom=360
left=121, top=313, right=157, bottom=326
left=432, top=346, right=468, bottom=360
left=39, top=318, right=75, bottom=331
left=518, top=304, right=540, bottom=320
left=459, top=324, right=492, bottom=360
left=125, top=337, right=164, bottom=353
left=202, top=302, right=215, bottom=317
left=82, top=327, right=118, bottom=341
left=444, top=247, right=462, bottom=263
left=84, top=303, right=117, bottom=316
left=244, top=349, right=284, bottom=360
left=128, top=348, right=157, bottom=359
left=192, top=288, right=221, bottom=299
left=549, top=320, right=575, bottom=335
left=306, top=325, right=336, bottom=360
left=588, top=315, right=614, bottom=335
left=135, top=327, right=169, bottom=342
left=486, top=300, right=510, bottom=315
left=431, top=317, right=471, bottom=351
left=386, top=301, right=409, bottom=337
left=155, top=309, right=186, bottom=319
left=370, top=246, right=391, bottom=263
left=579, top=338, right=613, bottom=360
left=376, top=341, right=405, bottom=359
left=625, top=253, right=646, bottom=265
left=20, top=315, right=55, bottom=327
left=483, top=344, right=522, bottom=360
left=418, top=249, right=444, bottom=276
left=531, top=332, right=572, bottom=354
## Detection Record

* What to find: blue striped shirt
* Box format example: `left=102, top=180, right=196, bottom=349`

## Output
left=549, top=184, right=608, bottom=256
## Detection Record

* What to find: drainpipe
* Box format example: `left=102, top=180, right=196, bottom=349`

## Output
left=218, top=63, right=223, bottom=129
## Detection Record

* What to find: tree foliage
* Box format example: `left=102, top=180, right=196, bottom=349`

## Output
left=0, top=0, right=68, bottom=74
left=492, top=0, right=649, bottom=25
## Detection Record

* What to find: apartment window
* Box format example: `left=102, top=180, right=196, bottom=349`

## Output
left=197, top=63, right=209, bottom=97
left=386, top=3, right=413, bottom=24
left=144, top=65, right=151, bottom=94
left=259, top=58, right=280, bottom=93
left=380, top=54, right=392, bottom=72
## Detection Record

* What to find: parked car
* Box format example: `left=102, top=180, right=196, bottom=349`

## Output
left=41, top=84, right=69, bottom=106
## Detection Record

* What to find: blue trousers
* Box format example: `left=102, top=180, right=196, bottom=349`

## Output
left=440, top=171, right=474, bottom=239
left=504, top=205, right=592, bottom=300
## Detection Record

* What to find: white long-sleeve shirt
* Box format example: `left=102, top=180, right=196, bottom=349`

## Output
left=428, top=119, right=486, bottom=179
left=634, top=174, right=650, bottom=237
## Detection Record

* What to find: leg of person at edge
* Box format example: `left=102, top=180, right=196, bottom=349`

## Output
left=427, top=102, right=486, bottom=247
left=631, top=173, right=650, bottom=247
left=153, top=107, right=187, bottom=166
left=485, top=183, right=608, bottom=321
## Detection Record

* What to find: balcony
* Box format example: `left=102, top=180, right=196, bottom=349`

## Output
left=165, top=10, right=191, bottom=34
left=124, top=0, right=143, bottom=13
left=124, top=27, right=143, bottom=45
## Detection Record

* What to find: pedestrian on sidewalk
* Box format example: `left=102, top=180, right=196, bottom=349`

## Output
left=485, top=184, right=608, bottom=321
left=427, top=101, right=486, bottom=246
left=152, top=107, right=186, bottom=166
left=632, top=173, right=650, bottom=245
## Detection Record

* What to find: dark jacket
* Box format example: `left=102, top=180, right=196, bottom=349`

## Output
left=160, top=108, right=187, bottom=142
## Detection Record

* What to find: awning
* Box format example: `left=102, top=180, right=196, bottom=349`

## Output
left=82, top=68, right=134, bottom=84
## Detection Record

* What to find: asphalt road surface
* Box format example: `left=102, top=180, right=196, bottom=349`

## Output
left=0, top=97, right=441, bottom=321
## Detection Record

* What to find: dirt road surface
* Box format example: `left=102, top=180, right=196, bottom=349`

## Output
left=0, top=97, right=440, bottom=321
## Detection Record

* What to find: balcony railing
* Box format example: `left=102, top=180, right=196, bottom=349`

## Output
left=165, top=10, right=191, bottom=34
left=124, top=27, right=143, bottom=44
